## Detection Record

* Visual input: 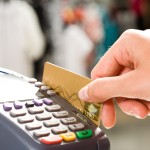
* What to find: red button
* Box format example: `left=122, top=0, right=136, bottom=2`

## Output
left=40, top=135, right=62, bottom=145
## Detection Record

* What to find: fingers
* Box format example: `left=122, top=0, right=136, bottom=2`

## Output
left=91, top=30, right=137, bottom=79
left=78, top=29, right=150, bottom=129
left=91, top=52, right=123, bottom=79
left=101, top=98, right=150, bottom=129
left=91, top=29, right=150, bottom=80
left=78, top=70, right=139, bottom=103
left=101, top=99, right=116, bottom=129
left=116, top=98, right=148, bottom=119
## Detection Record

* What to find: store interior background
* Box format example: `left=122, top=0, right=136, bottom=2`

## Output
left=0, top=0, right=150, bottom=150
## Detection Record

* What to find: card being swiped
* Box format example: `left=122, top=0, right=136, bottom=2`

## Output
left=42, top=62, right=102, bottom=126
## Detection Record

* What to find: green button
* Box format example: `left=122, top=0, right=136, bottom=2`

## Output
left=76, top=129, right=92, bottom=139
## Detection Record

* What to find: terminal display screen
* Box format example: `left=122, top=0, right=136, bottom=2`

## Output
left=0, top=74, right=38, bottom=102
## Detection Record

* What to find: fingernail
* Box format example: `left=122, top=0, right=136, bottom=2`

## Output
left=105, top=126, right=112, bottom=129
left=128, top=112, right=142, bottom=119
left=78, top=86, right=89, bottom=101
left=126, top=111, right=141, bottom=119
left=134, top=114, right=142, bottom=119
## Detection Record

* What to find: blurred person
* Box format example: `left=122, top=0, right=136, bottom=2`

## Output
left=55, top=5, right=103, bottom=77
left=79, top=4, right=104, bottom=76
left=0, top=0, right=45, bottom=77
left=78, top=29, right=150, bottom=129
left=57, top=7, right=93, bottom=77
left=95, top=2, right=119, bottom=63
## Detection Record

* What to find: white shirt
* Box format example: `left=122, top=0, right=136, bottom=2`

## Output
left=54, top=25, right=94, bottom=77
left=0, top=0, right=45, bottom=77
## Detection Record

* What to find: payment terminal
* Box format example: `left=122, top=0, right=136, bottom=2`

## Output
left=0, top=66, right=110, bottom=150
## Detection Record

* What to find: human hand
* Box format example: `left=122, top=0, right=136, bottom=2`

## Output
left=78, top=29, right=150, bottom=129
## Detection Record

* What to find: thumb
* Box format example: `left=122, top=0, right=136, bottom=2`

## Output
left=78, top=70, right=139, bottom=103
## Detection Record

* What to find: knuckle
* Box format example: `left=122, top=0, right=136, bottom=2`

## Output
left=123, top=29, right=137, bottom=36
left=122, top=29, right=146, bottom=42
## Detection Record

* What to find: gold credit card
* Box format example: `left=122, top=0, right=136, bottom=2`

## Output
left=42, top=62, right=102, bottom=126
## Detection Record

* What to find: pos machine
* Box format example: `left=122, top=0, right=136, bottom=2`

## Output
left=0, top=63, right=110, bottom=150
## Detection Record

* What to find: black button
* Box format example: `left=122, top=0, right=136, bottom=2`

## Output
left=25, top=101, right=34, bottom=108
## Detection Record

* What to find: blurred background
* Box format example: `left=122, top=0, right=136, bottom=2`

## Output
left=0, top=0, right=150, bottom=149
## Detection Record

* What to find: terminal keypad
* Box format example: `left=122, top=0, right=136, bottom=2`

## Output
left=1, top=95, right=93, bottom=145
